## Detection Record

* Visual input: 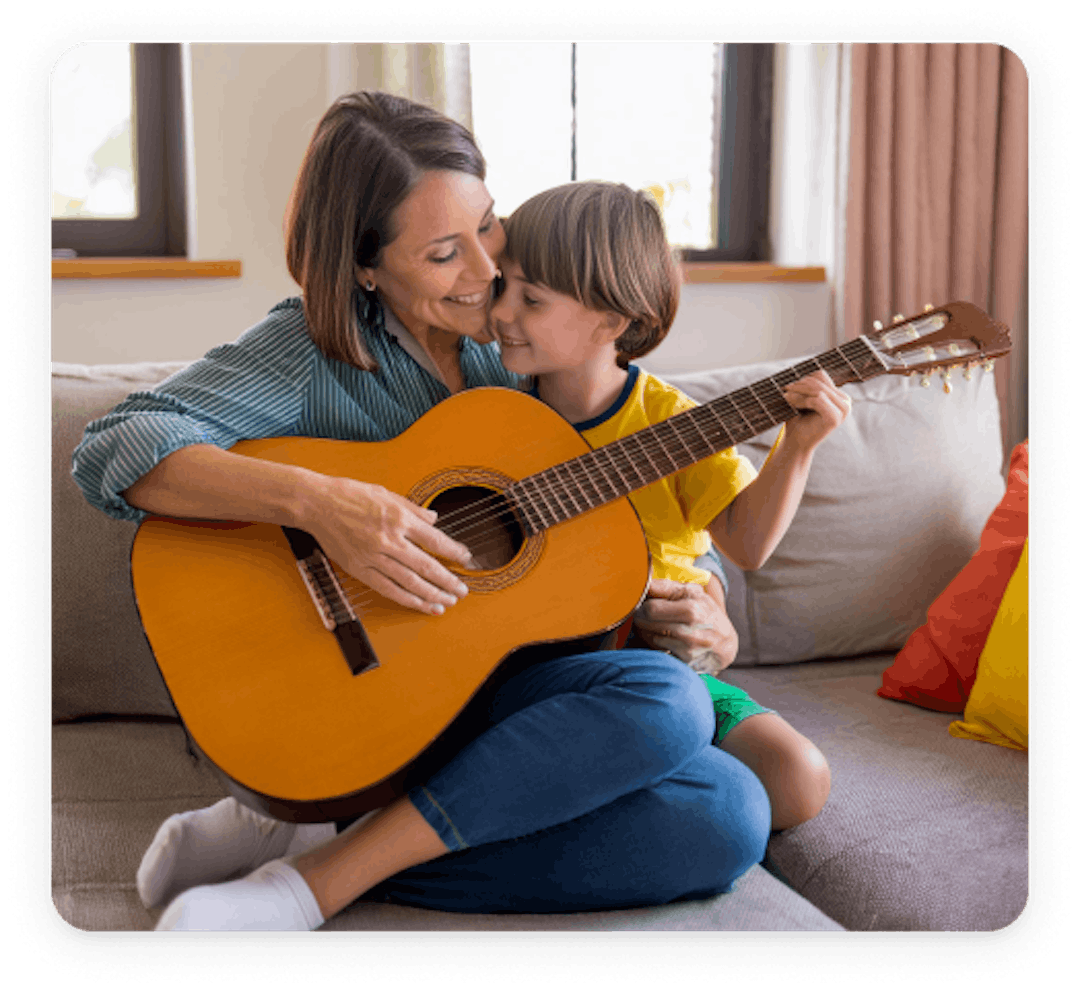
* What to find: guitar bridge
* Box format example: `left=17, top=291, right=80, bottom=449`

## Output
left=282, top=527, right=379, bottom=676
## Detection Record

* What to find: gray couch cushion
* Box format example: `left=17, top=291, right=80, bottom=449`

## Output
left=663, top=360, right=1005, bottom=665
left=52, top=363, right=192, bottom=720
left=52, top=721, right=843, bottom=932
left=722, top=655, right=1028, bottom=931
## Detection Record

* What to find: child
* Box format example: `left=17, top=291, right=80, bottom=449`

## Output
left=491, top=180, right=848, bottom=830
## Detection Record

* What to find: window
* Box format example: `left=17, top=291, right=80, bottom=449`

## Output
left=52, top=43, right=187, bottom=257
left=469, top=42, right=773, bottom=260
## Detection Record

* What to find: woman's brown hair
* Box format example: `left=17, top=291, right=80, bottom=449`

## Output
left=501, top=181, right=681, bottom=368
left=285, top=91, right=486, bottom=370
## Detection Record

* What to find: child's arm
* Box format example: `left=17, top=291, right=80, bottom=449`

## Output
left=707, top=371, right=851, bottom=571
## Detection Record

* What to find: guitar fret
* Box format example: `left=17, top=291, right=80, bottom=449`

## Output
left=699, top=403, right=742, bottom=448
left=666, top=417, right=702, bottom=465
left=571, top=454, right=605, bottom=508
left=513, top=479, right=543, bottom=533
left=538, top=472, right=566, bottom=522
left=556, top=463, right=588, bottom=516
left=631, top=431, right=676, bottom=480
left=745, top=381, right=775, bottom=424
left=571, top=461, right=602, bottom=510
left=600, top=444, right=637, bottom=496
left=718, top=394, right=755, bottom=434
left=685, top=410, right=728, bottom=452
left=526, top=475, right=560, bottom=528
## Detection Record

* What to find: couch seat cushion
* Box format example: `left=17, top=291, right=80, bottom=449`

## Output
left=52, top=721, right=842, bottom=932
left=723, top=654, right=1028, bottom=931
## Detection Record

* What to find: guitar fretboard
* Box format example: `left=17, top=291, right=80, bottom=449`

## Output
left=507, top=336, right=885, bottom=535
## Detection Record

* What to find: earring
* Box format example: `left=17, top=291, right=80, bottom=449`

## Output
left=365, top=280, right=375, bottom=292
left=494, top=268, right=502, bottom=279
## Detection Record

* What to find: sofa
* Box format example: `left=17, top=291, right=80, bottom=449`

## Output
left=52, top=352, right=1027, bottom=932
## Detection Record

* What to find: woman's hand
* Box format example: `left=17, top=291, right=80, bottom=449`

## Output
left=780, top=369, right=852, bottom=453
left=124, top=444, right=474, bottom=616
left=632, top=576, right=738, bottom=675
left=296, top=475, right=474, bottom=616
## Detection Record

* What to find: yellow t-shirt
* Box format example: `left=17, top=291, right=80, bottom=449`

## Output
left=576, top=366, right=762, bottom=586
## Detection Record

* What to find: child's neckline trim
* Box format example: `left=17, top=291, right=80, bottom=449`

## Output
left=527, top=365, right=640, bottom=432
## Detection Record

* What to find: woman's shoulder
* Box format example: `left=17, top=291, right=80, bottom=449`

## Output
left=202, top=297, right=323, bottom=382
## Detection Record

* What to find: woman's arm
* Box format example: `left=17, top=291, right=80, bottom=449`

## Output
left=124, top=445, right=474, bottom=616
left=707, top=370, right=850, bottom=571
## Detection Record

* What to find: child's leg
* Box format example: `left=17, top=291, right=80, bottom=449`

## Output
left=719, top=712, right=831, bottom=831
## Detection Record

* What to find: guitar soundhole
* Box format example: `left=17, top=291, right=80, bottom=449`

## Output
left=428, top=485, right=524, bottom=572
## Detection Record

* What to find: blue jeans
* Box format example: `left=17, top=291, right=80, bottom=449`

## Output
left=365, top=648, right=771, bottom=913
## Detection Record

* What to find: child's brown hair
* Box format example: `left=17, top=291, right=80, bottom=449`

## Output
left=501, top=181, right=680, bottom=368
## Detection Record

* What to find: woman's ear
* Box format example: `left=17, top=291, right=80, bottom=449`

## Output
left=355, top=264, right=377, bottom=292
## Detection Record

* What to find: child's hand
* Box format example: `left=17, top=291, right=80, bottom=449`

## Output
left=781, top=370, right=852, bottom=453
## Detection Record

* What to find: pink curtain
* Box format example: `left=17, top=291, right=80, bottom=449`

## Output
left=844, top=44, right=1028, bottom=456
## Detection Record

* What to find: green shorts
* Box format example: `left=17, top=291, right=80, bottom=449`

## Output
left=699, top=673, right=775, bottom=744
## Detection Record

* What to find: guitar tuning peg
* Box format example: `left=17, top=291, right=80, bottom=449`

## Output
left=892, top=313, right=905, bottom=324
left=873, top=319, right=884, bottom=331
left=923, top=303, right=935, bottom=312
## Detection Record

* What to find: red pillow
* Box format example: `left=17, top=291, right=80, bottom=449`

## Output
left=877, top=440, right=1028, bottom=712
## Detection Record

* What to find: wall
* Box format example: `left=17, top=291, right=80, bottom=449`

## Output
left=51, top=43, right=838, bottom=370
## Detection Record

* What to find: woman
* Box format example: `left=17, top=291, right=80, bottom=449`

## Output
left=73, top=92, right=768, bottom=930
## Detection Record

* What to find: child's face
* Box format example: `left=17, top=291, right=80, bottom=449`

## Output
left=491, top=260, right=625, bottom=376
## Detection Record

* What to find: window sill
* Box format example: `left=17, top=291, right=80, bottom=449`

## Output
left=681, top=262, right=826, bottom=284
left=52, top=258, right=242, bottom=279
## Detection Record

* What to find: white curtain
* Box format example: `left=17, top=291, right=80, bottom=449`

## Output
left=326, top=44, right=473, bottom=129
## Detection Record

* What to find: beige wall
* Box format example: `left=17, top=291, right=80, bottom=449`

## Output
left=52, top=43, right=834, bottom=370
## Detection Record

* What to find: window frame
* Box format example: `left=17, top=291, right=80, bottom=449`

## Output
left=681, top=42, right=774, bottom=263
left=52, top=43, right=187, bottom=258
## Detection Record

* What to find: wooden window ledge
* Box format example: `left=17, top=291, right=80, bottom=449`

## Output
left=52, top=258, right=242, bottom=279
left=681, top=262, right=825, bottom=284
left=51, top=259, right=820, bottom=285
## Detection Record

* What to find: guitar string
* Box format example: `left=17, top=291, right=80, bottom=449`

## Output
left=422, top=351, right=858, bottom=541
left=331, top=349, right=862, bottom=600
left=335, top=348, right=981, bottom=613
left=333, top=352, right=864, bottom=612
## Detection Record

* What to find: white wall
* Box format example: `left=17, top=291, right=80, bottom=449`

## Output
left=52, top=43, right=839, bottom=370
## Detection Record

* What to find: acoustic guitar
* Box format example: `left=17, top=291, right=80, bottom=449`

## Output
left=131, top=302, right=1011, bottom=822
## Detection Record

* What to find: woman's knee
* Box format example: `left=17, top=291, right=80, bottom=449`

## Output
left=614, top=648, right=714, bottom=725
left=649, top=749, right=772, bottom=898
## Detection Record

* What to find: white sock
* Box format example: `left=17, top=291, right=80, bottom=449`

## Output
left=154, top=859, right=325, bottom=931
left=137, top=798, right=336, bottom=910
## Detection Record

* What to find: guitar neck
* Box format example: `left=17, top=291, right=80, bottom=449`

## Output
left=508, top=336, right=887, bottom=535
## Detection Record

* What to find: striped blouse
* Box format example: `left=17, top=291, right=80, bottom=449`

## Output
left=72, top=297, right=525, bottom=522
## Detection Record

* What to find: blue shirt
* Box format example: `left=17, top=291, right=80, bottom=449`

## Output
left=72, top=297, right=525, bottom=522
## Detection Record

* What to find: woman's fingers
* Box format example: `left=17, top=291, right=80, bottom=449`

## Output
left=305, top=479, right=474, bottom=612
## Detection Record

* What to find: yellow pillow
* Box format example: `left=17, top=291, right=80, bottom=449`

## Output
left=948, top=541, right=1028, bottom=750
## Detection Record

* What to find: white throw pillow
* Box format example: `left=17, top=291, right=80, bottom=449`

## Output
left=662, top=358, right=1005, bottom=665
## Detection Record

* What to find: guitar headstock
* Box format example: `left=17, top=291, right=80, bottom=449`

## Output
left=862, top=302, right=1012, bottom=392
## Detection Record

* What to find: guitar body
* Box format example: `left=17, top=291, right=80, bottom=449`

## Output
left=131, top=387, right=650, bottom=822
